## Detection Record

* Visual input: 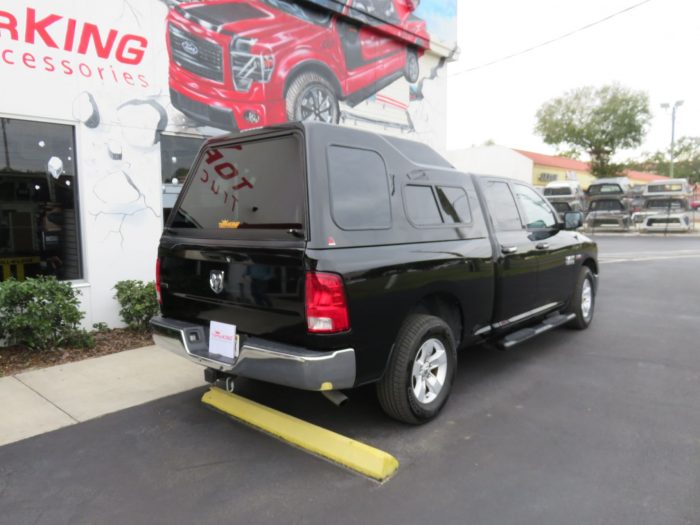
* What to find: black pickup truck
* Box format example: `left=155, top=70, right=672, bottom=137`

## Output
left=151, top=122, right=598, bottom=424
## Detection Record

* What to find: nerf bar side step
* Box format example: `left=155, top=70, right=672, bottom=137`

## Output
left=498, top=313, right=575, bottom=349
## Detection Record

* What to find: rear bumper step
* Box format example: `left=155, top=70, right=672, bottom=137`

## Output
left=150, top=316, right=356, bottom=391
left=498, top=313, right=575, bottom=349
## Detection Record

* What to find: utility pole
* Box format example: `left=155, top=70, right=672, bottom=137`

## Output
left=660, top=100, right=683, bottom=178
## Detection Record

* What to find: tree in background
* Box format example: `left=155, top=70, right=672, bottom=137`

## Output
left=627, top=136, right=700, bottom=184
left=535, top=85, right=651, bottom=178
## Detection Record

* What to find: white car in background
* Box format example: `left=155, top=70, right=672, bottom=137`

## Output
left=633, top=179, right=693, bottom=233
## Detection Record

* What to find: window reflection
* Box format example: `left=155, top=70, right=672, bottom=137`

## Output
left=0, top=118, right=82, bottom=281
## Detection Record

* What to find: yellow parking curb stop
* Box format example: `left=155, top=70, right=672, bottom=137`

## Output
left=201, top=386, right=399, bottom=481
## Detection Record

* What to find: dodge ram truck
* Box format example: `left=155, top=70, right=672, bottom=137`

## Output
left=151, top=122, right=598, bottom=424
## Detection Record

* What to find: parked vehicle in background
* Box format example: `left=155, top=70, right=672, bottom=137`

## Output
left=585, top=177, right=632, bottom=205
left=585, top=197, right=632, bottom=231
left=543, top=181, right=586, bottom=219
left=633, top=179, right=693, bottom=233
left=150, top=122, right=598, bottom=424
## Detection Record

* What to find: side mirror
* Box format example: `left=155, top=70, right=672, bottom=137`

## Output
left=563, top=211, right=584, bottom=230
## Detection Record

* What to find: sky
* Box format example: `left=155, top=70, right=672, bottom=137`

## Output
left=446, top=0, right=700, bottom=162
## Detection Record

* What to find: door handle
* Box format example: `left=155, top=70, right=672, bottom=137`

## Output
left=536, top=242, right=550, bottom=250
left=501, top=245, right=518, bottom=254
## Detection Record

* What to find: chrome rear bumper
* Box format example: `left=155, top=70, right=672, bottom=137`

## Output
left=150, top=316, right=356, bottom=391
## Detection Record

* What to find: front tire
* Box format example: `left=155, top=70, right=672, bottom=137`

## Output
left=285, top=72, right=339, bottom=124
left=566, top=266, right=595, bottom=329
left=377, top=314, right=457, bottom=424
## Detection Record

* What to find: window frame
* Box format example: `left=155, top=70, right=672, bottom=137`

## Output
left=0, top=115, right=84, bottom=283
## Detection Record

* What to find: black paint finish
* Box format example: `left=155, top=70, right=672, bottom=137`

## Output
left=159, top=122, right=597, bottom=387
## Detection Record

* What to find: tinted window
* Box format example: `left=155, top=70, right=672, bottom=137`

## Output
left=590, top=199, right=624, bottom=211
left=482, top=181, right=522, bottom=231
left=647, top=183, right=685, bottom=193
left=551, top=201, right=572, bottom=213
left=544, top=187, right=573, bottom=196
left=160, top=134, right=205, bottom=219
left=514, top=184, right=557, bottom=229
left=436, top=186, right=471, bottom=223
left=328, top=146, right=390, bottom=230
left=0, top=118, right=82, bottom=281
left=405, top=185, right=442, bottom=225
left=645, top=199, right=686, bottom=210
left=588, top=184, right=623, bottom=195
left=170, top=135, right=305, bottom=234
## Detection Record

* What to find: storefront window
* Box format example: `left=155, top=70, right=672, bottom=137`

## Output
left=160, top=134, right=204, bottom=221
left=0, top=118, right=82, bottom=281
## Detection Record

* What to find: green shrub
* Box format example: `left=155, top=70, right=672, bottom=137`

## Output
left=92, top=322, right=109, bottom=333
left=113, top=280, right=159, bottom=332
left=0, top=276, right=90, bottom=351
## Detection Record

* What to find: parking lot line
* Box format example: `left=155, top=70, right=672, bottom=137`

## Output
left=201, top=386, right=399, bottom=482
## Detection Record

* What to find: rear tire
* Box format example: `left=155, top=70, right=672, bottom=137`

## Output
left=404, top=49, right=420, bottom=83
left=377, top=314, right=456, bottom=424
left=566, top=266, right=595, bottom=330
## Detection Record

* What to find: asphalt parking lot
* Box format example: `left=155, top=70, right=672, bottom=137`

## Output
left=2, top=235, right=699, bottom=525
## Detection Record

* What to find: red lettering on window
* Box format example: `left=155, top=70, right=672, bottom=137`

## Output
left=200, top=169, right=210, bottom=183
left=25, top=8, right=60, bottom=48
left=233, top=178, right=253, bottom=191
left=215, top=162, right=239, bottom=180
left=205, top=148, right=224, bottom=165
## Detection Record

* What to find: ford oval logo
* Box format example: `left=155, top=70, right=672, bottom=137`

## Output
left=209, top=270, right=225, bottom=294
left=181, top=39, right=199, bottom=56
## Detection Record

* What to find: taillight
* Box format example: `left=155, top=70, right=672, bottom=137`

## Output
left=305, top=271, right=349, bottom=333
left=155, top=258, right=162, bottom=305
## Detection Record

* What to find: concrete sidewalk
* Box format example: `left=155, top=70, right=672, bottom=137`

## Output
left=0, top=346, right=205, bottom=446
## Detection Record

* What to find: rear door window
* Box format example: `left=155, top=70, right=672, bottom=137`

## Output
left=169, top=134, right=305, bottom=237
left=327, top=146, right=391, bottom=230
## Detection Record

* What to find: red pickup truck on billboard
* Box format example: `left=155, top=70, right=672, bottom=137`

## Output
left=166, top=0, right=429, bottom=131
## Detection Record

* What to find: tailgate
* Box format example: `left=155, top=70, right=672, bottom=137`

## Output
left=159, top=240, right=307, bottom=338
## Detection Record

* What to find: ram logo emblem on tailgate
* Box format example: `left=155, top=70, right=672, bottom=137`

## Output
left=209, top=270, right=225, bottom=294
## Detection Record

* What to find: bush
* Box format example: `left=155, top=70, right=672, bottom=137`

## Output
left=113, top=280, right=159, bottom=332
left=0, top=277, right=90, bottom=351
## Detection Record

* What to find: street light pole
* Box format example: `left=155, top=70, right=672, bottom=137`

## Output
left=660, top=100, right=684, bottom=178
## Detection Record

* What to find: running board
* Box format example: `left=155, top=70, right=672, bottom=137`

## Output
left=497, top=313, right=575, bottom=349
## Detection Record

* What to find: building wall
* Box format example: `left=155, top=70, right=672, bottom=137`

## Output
left=446, top=145, right=533, bottom=182
left=531, top=165, right=597, bottom=189
left=0, top=0, right=456, bottom=327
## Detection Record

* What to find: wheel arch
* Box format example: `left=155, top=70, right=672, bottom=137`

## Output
left=284, top=61, right=343, bottom=99
left=582, top=257, right=598, bottom=276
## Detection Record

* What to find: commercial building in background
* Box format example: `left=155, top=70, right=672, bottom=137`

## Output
left=448, top=145, right=668, bottom=189
left=0, top=0, right=457, bottom=326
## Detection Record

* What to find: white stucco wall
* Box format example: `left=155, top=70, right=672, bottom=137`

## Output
left=446, top=145, right=533, bottom=182
left=0, top=0, right=454, bottom=327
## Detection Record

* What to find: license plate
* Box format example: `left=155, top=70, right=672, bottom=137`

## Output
left=209, top=320, right=239, bottom=360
